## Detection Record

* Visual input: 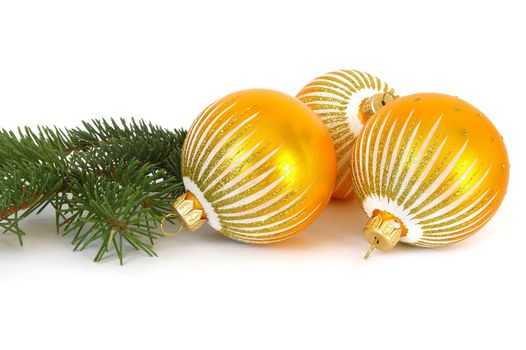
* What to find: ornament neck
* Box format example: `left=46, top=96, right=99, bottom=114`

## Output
left=359, top=92, right=396, bottom=122
left=363, top=210, right=406, bottom=259
left=161, top=191, right=208, bottom=236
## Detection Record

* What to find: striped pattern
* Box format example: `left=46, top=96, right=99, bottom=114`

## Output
left=182, top=96, right=322, bottom=244
left=297, top=70, right=395, bottom=199
left=351, top=107, right=501, bottom=247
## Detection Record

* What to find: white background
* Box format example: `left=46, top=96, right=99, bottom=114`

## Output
left=1, top=1, right=524, bottom=349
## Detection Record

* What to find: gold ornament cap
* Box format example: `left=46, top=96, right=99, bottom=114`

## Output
left=363, top=210, right=405, bottom=259
left=161, top=191, right=208, bottom=236
left=359, top=92, right=397, bottom=122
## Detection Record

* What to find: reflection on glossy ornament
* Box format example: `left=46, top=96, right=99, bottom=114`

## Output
left=164, top=89, right=337, bottom=244
left=297, top=69, right=396, bottom=199
left=351, top=93, right=509, bottom=258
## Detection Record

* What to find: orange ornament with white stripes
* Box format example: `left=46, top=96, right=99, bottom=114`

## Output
left=297, top=70, right=396, bottom=199
left=162, top=89, right=337, bottom=243
left=351, top=93, right=509, bottom=258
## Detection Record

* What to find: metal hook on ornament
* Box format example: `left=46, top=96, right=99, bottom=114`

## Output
left=160, top=213, right=184, bottom=236
left=363, top=236, right=379, bottom=260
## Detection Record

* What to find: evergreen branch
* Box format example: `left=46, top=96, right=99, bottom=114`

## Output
left=0, top=118, right=187, bottom=264
left=62, top=161, right=182, bottom=264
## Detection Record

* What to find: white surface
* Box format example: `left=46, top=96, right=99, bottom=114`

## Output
left=0, top=1, right=524, bottom=349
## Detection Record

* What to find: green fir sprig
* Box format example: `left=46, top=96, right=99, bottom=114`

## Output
left=0, top=119, right=187, bottom=264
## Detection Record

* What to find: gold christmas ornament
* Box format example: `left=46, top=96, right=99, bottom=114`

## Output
left=351, top=93, right=509, bottom=258
left=297, top=69, right=396, bottom=199
left=163, top=89, right=337, bottom=243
